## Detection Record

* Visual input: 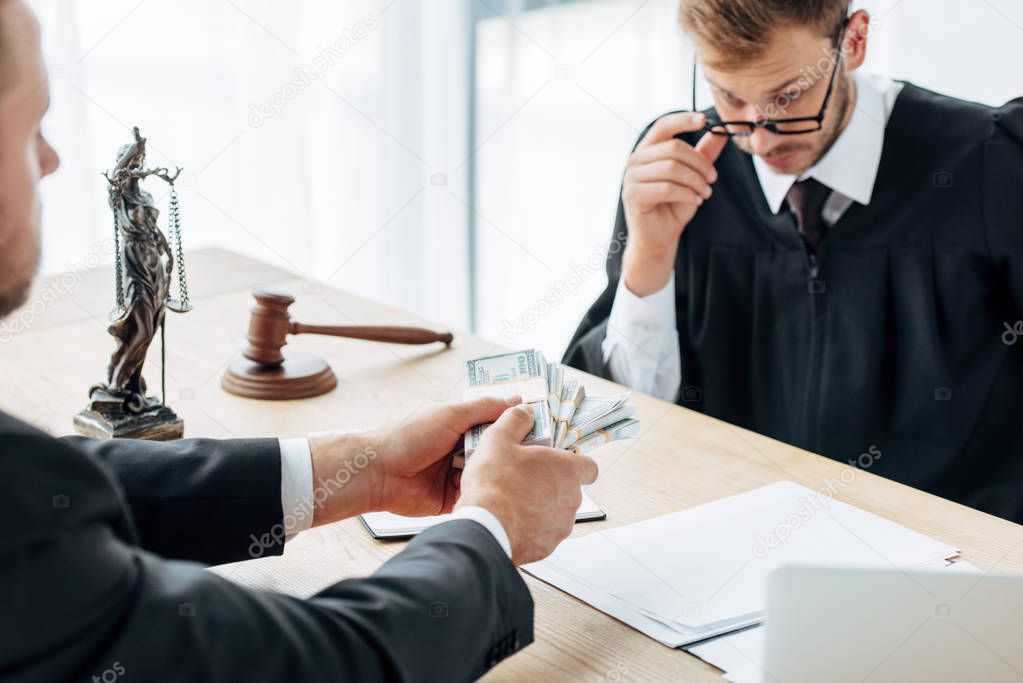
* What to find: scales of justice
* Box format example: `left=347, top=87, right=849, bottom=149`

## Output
left=74, top=127, right=191, bottom=441
left=73, top=127, right=455, bottom=438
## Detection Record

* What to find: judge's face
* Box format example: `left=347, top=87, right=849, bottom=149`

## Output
left=699, top=13, right=869, bottom=177
left=0, top=0, right=60, bottom=319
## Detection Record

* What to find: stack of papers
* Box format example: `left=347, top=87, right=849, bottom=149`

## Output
left=523, top=481, right=958, bottom=648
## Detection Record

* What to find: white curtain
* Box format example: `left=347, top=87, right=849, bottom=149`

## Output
left=32, top=0, right=473, bottom=329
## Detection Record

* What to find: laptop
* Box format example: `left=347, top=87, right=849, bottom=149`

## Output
left=761, top=564, right=1023, bottom=683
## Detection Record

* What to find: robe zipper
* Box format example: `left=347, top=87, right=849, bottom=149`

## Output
left=804, top=249, right=823, bottom=451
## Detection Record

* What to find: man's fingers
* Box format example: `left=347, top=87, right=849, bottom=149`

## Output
left=639, top=111, right=709, bottom=148
left=543, top=450, right=600, bottom=486
left=625, top=160, right=713, bottom=199
left=628, top=138, right=717, bottom=182
left=451, top=395, right=522, bottom=431
left=486, top=403, right=536, bottom=442
left=574, top=455, right=599, bottom=485
left=441, top=468, right=461, bottom=514
left=623, top=181, right=705, bottom=208
left=695, top=129, right=730, bottom=164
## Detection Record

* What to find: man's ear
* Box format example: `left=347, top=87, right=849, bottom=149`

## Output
left=842, top=9, right=871, bottom=73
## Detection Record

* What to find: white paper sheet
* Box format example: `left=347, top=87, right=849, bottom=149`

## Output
left=524, top=481, right=958, bottom=648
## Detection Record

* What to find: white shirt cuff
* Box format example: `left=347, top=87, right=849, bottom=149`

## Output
left=609, top=273, right=677, bottom=330
left=279, top=437, right=315, bottom=539
left=278, top=437, right=511, bottom=558
left=450, top=505, right=512, bottom=559
left=601, top=273, right=682, bottom=401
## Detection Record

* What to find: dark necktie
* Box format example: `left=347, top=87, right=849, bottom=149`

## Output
left=785, top=178, right=832, bottom=252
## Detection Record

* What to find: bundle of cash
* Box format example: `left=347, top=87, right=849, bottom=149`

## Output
left=455, top=349, right=640, bottom=467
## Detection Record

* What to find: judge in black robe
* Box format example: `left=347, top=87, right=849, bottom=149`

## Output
left=565, top=83, right=1023, bottom=523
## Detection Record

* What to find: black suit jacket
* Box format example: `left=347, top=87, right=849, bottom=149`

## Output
left=0, top=410, right=532, bottom=682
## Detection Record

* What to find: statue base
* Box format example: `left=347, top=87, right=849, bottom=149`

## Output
left=74, top=390, right=184, bottom=441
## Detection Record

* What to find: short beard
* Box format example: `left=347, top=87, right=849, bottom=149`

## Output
left=0, top=275, right=32, bottom=318
left=0, top=210, right=40, bottom=320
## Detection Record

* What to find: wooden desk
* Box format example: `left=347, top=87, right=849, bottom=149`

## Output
left=4, top=248, right=1023, bottom=682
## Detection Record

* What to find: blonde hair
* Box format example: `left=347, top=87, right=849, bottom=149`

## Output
left=679, top=0, right=849, bottom=69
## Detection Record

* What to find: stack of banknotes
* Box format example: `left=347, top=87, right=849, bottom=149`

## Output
left=454, top=349, right=640, bottom=467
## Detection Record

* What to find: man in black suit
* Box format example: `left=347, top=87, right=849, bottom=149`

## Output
left=0, top=2, right=598, bottom=681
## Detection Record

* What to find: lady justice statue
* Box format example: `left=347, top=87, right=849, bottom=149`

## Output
left=74, top=127, right=191, bottom=440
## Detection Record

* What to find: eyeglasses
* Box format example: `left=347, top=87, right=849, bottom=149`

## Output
left=691, top=24, right=847, bottom=138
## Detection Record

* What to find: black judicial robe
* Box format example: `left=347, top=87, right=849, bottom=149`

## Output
left=565, top=83, right=1023, bottom=523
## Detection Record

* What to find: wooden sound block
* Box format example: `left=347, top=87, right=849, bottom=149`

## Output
left=221, top=350, right=338, bottom=400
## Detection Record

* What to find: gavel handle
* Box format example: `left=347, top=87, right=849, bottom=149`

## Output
left=290, top=322, right=453, bottom=346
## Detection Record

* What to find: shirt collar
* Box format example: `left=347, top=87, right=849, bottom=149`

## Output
left=752, top=71, right=890, bottom=214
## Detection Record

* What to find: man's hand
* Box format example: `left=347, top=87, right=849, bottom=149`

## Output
left=456, top=404, right=599, bottom=565
left=308, top=396, right=519, bottom=525
left=621, top=112, right=729, bottom=296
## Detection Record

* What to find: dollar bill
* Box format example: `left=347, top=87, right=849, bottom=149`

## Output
left=570, top=393, right=629, bottom=425
left=547, top=362, right=563, bottom=432
left=464, top=395, right=552, bottom=456
left=463, top=349, right=552, bottom=458
left=463, top=349, right=548, bottom=404
left=553, top=380, right=585, bottom=448
left=561, top=393, right=631, bottom=447
left=458, top=348, right=638, bottom=466
left=567, top=418, right=641, bottom=455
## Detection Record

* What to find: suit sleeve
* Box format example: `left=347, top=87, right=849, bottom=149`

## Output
left=6, top=423, right=533, bottom=683
left=61, top=434, right=285, bottom=566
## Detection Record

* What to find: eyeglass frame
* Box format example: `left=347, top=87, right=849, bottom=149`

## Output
left=690, top=20, right=850, bottom=137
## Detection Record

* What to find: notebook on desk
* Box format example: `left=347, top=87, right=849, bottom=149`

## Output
left=360, top=489, right=606, bottom=540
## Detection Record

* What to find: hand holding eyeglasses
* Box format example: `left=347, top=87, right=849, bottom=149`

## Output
left=621, top=111, right=728, bottom=297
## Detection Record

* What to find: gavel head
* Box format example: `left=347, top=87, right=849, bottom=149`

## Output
left=243, top=290, right=296, bottom=367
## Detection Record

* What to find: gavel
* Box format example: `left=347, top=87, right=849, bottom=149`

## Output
left=222, top=290, right=453, bottom=400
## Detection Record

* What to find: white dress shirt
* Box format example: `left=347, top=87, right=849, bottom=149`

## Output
left=602, top=73, right=904, bottom=401
left=277, top=438, right=512, bottom=558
